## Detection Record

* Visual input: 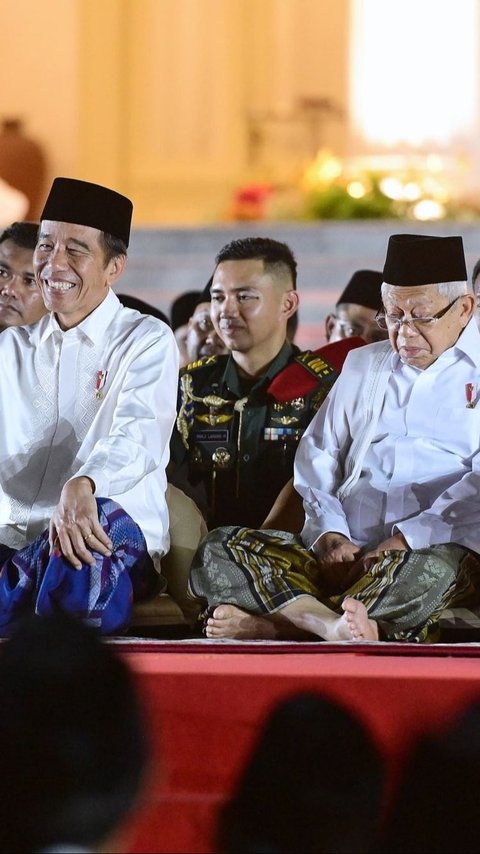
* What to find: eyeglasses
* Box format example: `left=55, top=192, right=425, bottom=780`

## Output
left=329, top=317, right=365, bottom=337
left=375, top=296, right=461, bottom=332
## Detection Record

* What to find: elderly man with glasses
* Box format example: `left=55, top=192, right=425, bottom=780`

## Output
left=190, top=233, right=480, bottom=644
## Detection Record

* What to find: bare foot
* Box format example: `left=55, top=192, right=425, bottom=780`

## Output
left=205, top=604, right=277, bottom=639
left=340, top=596, right=379, bottom=641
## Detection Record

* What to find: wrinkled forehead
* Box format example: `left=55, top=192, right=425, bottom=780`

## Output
left=382, top=283, right=441, bottom=310
left=37, top=220, right=103, bottom=247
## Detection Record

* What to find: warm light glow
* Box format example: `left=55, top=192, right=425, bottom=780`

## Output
left=347, top=180, right=366, bottom=198
left=379, top=176, right=403, bottom=200
left=412, top=199, right=446, bottom=221
left=301, top=149, right=343, bottom=189
left=403, top=182, right=421, bottom=202
left=350, top=0, right=478, bottom=146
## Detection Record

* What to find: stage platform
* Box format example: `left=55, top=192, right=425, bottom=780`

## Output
left=117, top=638, right=480, bottom=853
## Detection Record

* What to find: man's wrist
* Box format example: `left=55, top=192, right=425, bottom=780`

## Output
left=72, top=475, right=96, bottom=494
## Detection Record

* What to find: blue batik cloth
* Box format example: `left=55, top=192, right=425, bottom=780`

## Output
left=0, top=498, right=152, bottom=636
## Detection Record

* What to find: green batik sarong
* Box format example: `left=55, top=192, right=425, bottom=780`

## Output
left=188, top=526, right=480, bottom=643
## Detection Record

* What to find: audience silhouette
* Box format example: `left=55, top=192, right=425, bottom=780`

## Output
left=376, top=700, right=480, bottom=853
left=216, top=691, right=385, bottom=854
left=0, top=612, right=149, bottom=853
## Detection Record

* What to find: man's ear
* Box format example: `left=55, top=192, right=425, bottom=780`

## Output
left=283, top=290, right=300, bottom=318
left=459, top=293, right=476, bottom=326
left=325, top=313, right=336, bottom=341
left=106, top=254, right=127, bottom=286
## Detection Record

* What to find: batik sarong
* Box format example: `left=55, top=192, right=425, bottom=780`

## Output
left=189, top=526, right=480, bottom=642
left=0, top=498, right=156, bottom=636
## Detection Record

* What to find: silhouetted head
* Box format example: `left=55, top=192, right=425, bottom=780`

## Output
left=0, top=612, right=149, bottom=853
left=217, top=691, right=385, bottom=854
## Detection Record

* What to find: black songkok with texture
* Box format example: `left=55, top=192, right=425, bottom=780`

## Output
left=40, top=177, right=133, bottom=247
left=336, top=270, right=383, bottom=310
left=382, top=234, right=467, bottom=286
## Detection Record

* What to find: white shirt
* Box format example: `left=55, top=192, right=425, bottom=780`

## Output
left=0, top=289, right=179, bottom=566
left=295, top=319, right=480, bottom=555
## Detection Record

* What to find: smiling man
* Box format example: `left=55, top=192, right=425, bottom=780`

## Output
left=169, top=237, right=362, bottom=531
left=0, top=177, right=179, bottom=635
left=0, top=221, right=47, bottom=331
left=190, top=234, right=480, bottom=644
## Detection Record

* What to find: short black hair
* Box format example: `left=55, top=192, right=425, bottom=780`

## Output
left=99, top=230, right=128, bottom=265
left=215, top=237, right=297, bottom=290
left=170, top=290, right=203, bottom=330
left=0, top=221, right=38, bottom=251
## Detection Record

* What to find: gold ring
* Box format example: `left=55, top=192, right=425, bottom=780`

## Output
left=84, top=532, right=93, bottom=541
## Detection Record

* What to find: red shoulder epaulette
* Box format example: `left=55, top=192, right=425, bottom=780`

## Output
left=267, top=336, right=366, bottom=402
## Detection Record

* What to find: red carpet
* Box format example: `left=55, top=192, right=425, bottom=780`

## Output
left=115, top=640, right=480, bottom=853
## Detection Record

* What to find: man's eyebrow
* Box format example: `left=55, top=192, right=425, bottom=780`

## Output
left=211, top=284, right=258, bottom=292
left=37, top=233, right=91, bottom=251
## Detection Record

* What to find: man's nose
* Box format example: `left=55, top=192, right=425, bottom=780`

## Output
left=220, top=294, right=239, bottom=315
left=397, top=319, right=419, bottom=339
left=41, top=245, right=70, bottom=273
left=0, top=276, right=17, bottom=297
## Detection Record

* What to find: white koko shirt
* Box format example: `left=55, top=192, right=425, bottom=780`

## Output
left=0, top=289, right=179, bottom=566
left=295, top=318, right=480, bottom=555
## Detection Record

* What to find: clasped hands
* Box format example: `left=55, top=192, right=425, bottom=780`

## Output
left=49, top=477, right=113, bottom=570
left=311, top=530, right=409, bottom=592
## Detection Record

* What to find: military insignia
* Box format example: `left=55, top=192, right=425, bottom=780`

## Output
left=196, top=413, right=233, bottom=426
left=271, top=415, right=301, bottom=426
left=212, top=447, right=231, bottom=468
left=290, top=397, right=305, bottom=410
left=177, top=376, right=237, bottom=449
left=264, top=427, right=303, bottom=441
left=183, top=355, right=219, bottom=372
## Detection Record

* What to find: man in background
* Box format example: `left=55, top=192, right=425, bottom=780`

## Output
left=325, top=268, right=386, bottom=344
left=183, top=276, right=229, bottom=364
left=0, top=221, right=47, bottom=331
left=170, top=289, right=202, bottom=366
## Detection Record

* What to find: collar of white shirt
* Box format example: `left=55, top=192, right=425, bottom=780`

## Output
left=36, top=288, right=121, bottom=346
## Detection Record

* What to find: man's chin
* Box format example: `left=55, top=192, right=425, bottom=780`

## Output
left=399, top=347, right=432, bottom=368
left=0, top=309, right=20, bottom=327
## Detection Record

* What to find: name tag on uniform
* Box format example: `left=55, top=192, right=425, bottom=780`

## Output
left=195, top=429, right=229, bottom=442
left=264, top=427, right=303, bottom=441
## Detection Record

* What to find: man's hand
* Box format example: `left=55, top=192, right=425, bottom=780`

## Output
left=311, top=532, right=362, bottom=592
left=313, top=531, right=361, bottom=565
left=49, top=477, right=113, bottom=570
left=359, top=532, right=409, bottom=570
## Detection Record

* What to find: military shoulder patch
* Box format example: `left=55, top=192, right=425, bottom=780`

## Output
left=267, top=336, right=365, bottom=402
left=181, top=354, right=221, bottom=374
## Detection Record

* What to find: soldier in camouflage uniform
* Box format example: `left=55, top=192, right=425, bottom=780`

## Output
left=169, top=237, right=362, bottom=530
